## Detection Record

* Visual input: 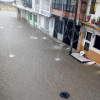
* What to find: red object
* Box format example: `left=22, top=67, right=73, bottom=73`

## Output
left=97, top=21, right=100, bottom=26
left=87, top=16, right=91, bottom=21
left=91, top=20, right=95, bottom=24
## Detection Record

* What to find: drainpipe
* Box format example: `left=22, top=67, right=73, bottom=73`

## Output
left=69, top=0, right=79, bottom=55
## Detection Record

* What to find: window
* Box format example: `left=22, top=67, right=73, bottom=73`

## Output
left=63, top=0, right=67, bottom=11
left=52, top=0, right=55, bottom=8
left=55, top=0, right=58, bottom=9
left=22, top=0, right=32, bottom=8
left=44, top=17, right=49, bottom=31
left=70, top=0, right=76, bottom=12
left=67, top=0, right=71, bottom=11
left=70, top=0, right=74, bottom=12
left=94, top=35, right=100, bottom=50
left=90, top=0, right=96, bottom=14
left=59, top=0, right=62, bottom=10
left=86, top=32, right=92, bottom=41
left=52, top=0, right=76, bottom=13
left=84, top=42, right=90, bottom=51
left=67, top=0, right=76, bottom=12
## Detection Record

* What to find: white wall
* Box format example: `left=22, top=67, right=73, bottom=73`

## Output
left=25, top=11, right=28, bottom=21
left=21, top=10, right=25, bottom=18
left=44, top=17, right=49, bottom=31
left=36, top=14, right=40, bottom=28
left=95, top=0, right=100, bottom=18
left=86, top=0, right=91, bottom=16
left=21, top=10, right=28, bottom=21
left=49, top=17, right=55, bottom=37
left=32, top=0, right=35, bottom=10
left=30, top=13, right=33, bottom=26
left=40, top=15, right=45, bottom=29
left=86, top=0, right=100, bottom=20
left=41, top=0, right=50, bottom=11
left=39, top=15, right=55, bottom=36
left=82, top=25, right=100, bottom=54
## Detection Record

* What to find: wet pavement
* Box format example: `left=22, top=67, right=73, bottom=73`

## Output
left=0, top=11, right=100, bottom=100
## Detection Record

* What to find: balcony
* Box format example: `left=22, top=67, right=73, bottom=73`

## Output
left=25, top=3, right=32, bottom=8
left=33, top=0, right=51, bottom=17
left=52, top=0, right=88, bottom=22
left=52, top=3, right=76, bottom=13
left=34, top=0, right=40, bottom=13
left=81, top=21, right=100, bottom=31
left=40, top=0, right=50, bottom=17
left=22, top=0, right=32, bottom=8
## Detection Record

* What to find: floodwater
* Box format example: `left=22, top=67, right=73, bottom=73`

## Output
left=0, top=11, right=100, bottom=100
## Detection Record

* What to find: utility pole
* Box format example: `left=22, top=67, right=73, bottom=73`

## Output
left=69, top=0, right=79, bottom=55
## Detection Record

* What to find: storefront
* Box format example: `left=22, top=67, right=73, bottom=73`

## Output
left=78, top=22, right=100, bottom=64
left=53, top=15, right=80, bottom=49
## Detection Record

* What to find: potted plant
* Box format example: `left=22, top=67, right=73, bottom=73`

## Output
left=97, top=17, right=100, bottom=26
left=91, top=17, right=95, bottom=24
left=87, top=15, right=91, bottom=21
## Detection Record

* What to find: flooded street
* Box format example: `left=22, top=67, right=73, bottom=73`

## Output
left=0, top=11, right=100, bottom=100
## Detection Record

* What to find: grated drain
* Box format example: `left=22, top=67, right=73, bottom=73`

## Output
left=60, top=92, right=70, bottom=99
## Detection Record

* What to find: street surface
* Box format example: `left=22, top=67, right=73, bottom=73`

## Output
left=0, top=11, right=100, bottom=100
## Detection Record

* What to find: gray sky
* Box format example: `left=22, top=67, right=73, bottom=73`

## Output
left=1, top=0, right=14, bottom=2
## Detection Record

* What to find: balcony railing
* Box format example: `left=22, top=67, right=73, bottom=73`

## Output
left=22, top=0, right=32, bottom=8
left=52, top=3, right=76, bottom=13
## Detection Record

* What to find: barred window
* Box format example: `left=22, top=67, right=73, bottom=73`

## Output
left=52, top=0, right=76, bottom=13
left=22, top=0, right=32, bottom=8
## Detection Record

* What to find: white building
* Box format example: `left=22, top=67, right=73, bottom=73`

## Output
left=78, top=0, right=100, bottom=64
left=14, top=0, right=55, bottom=37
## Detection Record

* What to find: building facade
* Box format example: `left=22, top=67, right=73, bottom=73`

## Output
left=14, top=0, right=100, bottom=64
left=51, top=0, right=88, bottom=49
left=14, top=0, right=55, bottom=37
left=78, top=0, right=100, bottom=64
